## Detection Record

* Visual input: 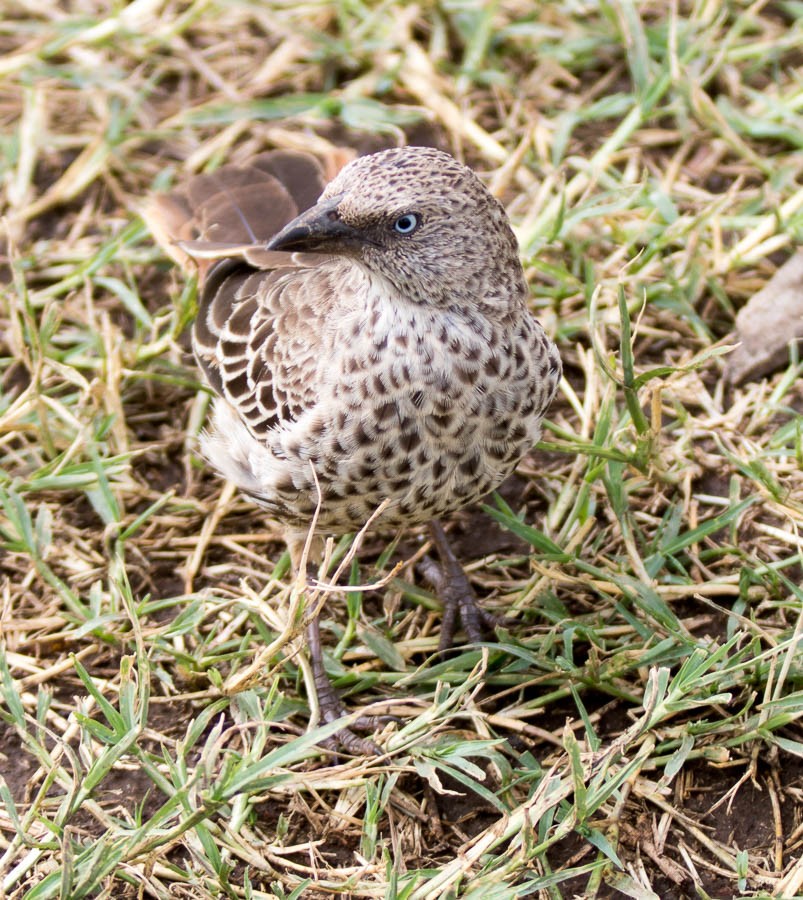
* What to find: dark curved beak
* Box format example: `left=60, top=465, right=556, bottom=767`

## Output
left=266, top=194, right=361, bottom=253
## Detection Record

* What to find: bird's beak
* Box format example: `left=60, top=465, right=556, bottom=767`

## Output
left=266, top=194, right=361, bottom=253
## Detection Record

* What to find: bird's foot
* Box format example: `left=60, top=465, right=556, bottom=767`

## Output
left=421, top=520, right=515, bottom=652
left=306, top=615, right=397, bottom=756
left=313, top=674, right=396, bottom=756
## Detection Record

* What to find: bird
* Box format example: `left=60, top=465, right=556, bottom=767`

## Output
left=144, top=146, right=562, bottom=754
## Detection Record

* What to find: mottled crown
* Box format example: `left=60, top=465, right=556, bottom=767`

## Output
left=321, top=147, right=528, bottom=313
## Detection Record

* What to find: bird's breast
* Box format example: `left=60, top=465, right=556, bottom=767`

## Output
left=202, top=287, right=559, bottom=535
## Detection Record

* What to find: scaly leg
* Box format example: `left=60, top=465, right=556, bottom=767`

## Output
left=305, top=612, right=393, bottom=756
left=286, top=536, right=395, bottom=755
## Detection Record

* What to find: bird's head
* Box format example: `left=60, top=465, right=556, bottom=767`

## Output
left=266, top=146, right=527, bottom=313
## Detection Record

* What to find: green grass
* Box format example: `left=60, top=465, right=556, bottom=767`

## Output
left=2, top=1, right=803, bottom=897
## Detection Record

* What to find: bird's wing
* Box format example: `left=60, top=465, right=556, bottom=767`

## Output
left=143, top=152, right=331, bottom=436
left=193, top=258, right=335, bottom=437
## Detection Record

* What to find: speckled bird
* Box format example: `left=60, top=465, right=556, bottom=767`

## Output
left=145, top=146, right=561, bottom=752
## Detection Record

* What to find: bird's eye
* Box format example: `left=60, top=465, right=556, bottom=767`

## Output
left=392, top=213, right=420, bottom=235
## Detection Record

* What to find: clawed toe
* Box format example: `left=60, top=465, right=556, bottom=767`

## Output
left=420, top=521, right=514, bottom=652
left=318, top=704, right=399, bottom=757
left=477, top=605, right=516, bottom=630
left=320, top=727, right=383, bottom=757
left=317, top=706, right=397, bottom=757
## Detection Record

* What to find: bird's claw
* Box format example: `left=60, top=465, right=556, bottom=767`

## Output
left=420, top=521, right=516, bottom=652
left=315, top=680, right=397, bottom=756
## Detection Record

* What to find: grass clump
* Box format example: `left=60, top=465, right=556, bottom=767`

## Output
left=2, top=1, right=803, bottom=897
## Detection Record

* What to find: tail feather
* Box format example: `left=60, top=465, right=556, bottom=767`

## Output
left=249, top=150, right=328, bottom=214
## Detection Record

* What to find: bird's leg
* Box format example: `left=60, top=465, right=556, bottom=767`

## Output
left=421, top=520, right=510, bottom=652
left=304, top=611, right=392, bottom=756
left=294, top=551, right=396, bottom=756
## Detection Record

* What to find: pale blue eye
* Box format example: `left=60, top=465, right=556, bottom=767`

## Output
left=393, top=214, right=420, bottom=235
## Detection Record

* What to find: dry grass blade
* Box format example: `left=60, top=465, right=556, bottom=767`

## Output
left=2, top=1, right=803, bottom=898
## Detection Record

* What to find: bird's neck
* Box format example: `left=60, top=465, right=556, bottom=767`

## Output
left=327, top=257, right=523, bottom=324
